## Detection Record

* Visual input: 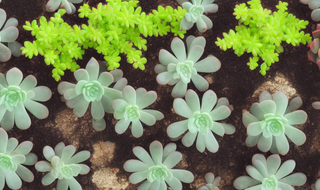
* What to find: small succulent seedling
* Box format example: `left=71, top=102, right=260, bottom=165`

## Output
left=155, top=35, right=221, bottom=98
left=308, top=24, right=320, bottom=69
left=0, top=8, right=22, bottom=62
left=35, top=142, right=90, bottom=190
left=113, top=85, right=164, bottom=138
left=58, top=57, right=126, bottom=131
left=215, top=0, right=311, bottom=75
left=46, top=0, right=84, bottom=14
left=243, top=91, right=307, bottom=155
left=234, top=154, right=306, bottom=189
left=0, top=67, right=52, bottom=131
left=167, top=89, right=235, bottom=153
left=198, top=172, right=221, bottom=190
left=0, top=128, right=38, bottom=190
left=177, top=0, right=218, bottom=33
left=123, top=140, right=194, bottom=190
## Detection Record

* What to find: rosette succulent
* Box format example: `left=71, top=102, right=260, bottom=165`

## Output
left=112, top=85, right=164, bottom=138
left=155, top=35, right=221, bottom=98
left=234, top=154, right=306, bottom=189
left=35, top=142, right=91, bottom=190
left=198, top=172, right=221, bottom=190
left=308, top=24, right=320, bottom=69
left=46, top=0, right=84, bottom=14
left=167, top=89, right=235, bottom=153
left=0, top=8, right=22, bottom=62
left=0, top=128, right=38, bottom=190
left=123, top=140, right=194, bottom=190
left=243, top=91, right=307, bottom=155
left=58, top=57, right=126, bottom=131
left=177, top=0, right=218, bottom=32
left=0, top=67, right=52, bottom=130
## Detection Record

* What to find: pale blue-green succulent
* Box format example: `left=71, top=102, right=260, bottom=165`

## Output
left=58, top=57, right=126, bottom=131
left=198, top=172, right=221, bottom=190
left=46, top=0, right=84, bottom=14
left=313, top=179, right=320, bottom=190
left=155, top=35, right=221, bottom=98
left=167, top=89, right=235, bottom=153
left=0, top=67, right=52, bottom=131
left=35, top=142, right=90, bottom=190
left=123, top=140, right=194, bottom=190
left=0, top=128, right=38, bottom=190
left=234, top=154, right=306, bottom=190
left=0, top=8, right=22, bottom=62
left=243, top=91, right=307, bottom=155
left=112, top=85, right=164, bottom=138
left=301, top=0, right=320, bottom=22
left=177, top=0, right=218, bottom=32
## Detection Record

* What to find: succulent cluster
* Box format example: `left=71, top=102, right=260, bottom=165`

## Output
left=243, top=91, right=307, bottom=155
left=198, top=172, right=221, bottom=190
left=177, top=0, right=218, bottom=33
left=0, top=8, right=22, bottom=62
left=155, top=35, right=221, bottom=98
left=308, top=24, right=320, bottom=69
left=215, top=0, right=311, bottom=75
left=22, top=0, right=186, bottom=81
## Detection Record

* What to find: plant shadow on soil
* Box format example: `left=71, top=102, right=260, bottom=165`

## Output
left=1, top=0, right=320, bottom=189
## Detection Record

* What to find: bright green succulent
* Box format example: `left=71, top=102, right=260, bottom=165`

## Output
left=22, top=0, right=186, bottom=81
left=215, top=0, right=311, bottom=75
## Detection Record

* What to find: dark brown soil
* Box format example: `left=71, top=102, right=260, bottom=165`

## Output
left=0, top=0, right=319, bottom=189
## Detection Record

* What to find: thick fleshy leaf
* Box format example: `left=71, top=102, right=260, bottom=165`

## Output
left=200, top=90, right=217, bottom=113
left=156, top=72, right=174, bottom=85
left=6, top=67, right=22, bottom=85
left=246, top=135, right=260, bottom=147
left=194, top=55, right=221, bottom=73
left=196, top=133, right=205, bottom=152
left=123, top=159, right=148, bottom=172
left=30, top=86, right=52, bottom=101
left=252, top=159, right=268, bottom=178
left=136, top=91, right=156, bottom=109
left=166, top=176, right=182, bottom=190
left=201, top=15, right=213, bottom=30
left=0, top=9, right=6, bottom=29
left=243, top=112, right=260, bottom=128
left=24, top=99, right=49, bottom=119
left=278, top=173, right=306, bottom=186
left=284, top=110, right=307, bottom=125
left=43, top=146, right=55, bottom=161
left=273, top=91, right=288, bottom=116
left=203, top=3, right=218, bottom=13
left=196, top=17, right=208, bottom=33
left=58, top=82, right=76, bottom=95
left=172, top=80, right=188, bottom=98
left=0, top=128, right=8, bottom=153
left=310, top=0, right=320, bottom=9
left=277, top=181, right=294, bottom=190
left=0, top=43, right=11, bottom=62
left=1, top=110, right=14, bottom=131
left=98, top=72, right=113, bottom=87
left=24, top=153, right=37, bottom=165
left=182, top=131, right=197, bottom=147
left=67, top=150, right=90, bottom=164
left=78, top=164, right=90, bottom=174
left=233, top=176, right=260, bottom=189
left=171, top=37, right=186, bottom=62
left=311, top=9, right=320, bottom=22
left=6, top=138, right=18, bottom=154
left=115, top=118, right=130, bottom=134
left=173, top=98, right=193, bottom=118
left=191, top=74, right=209, bottom=92
left=86, top=57, right=100, bottom=81
left=42, top=173, right=56, bottom=186
left=209, top=105, right=231, bottom=121
left=219, top=123, right=235, bottom=134
left=171, top=169, right=194, bottom=183
left=259, top=100, right=276, bottom=114
left=123, top=86, right=136, bottom=105
left=0, top=26, right=18, bottom=42
left=13, top=141, right=32, bottom=155
left=275, top=133, right=289, bottom=155
left=56, top=178, right=68, bottom=190
left=257, top=136, right=272, bottom=152
left=159, top=49, right=179, bottom=66
left=19, top=75, right=37, bottom=92
left=16, top=165, right=34, bottom=182
left=247, top=122, right=263, bottom=136
left=286, top=97, right=302, bottom=113
left=129, top=170, right=149, bottom=184
left=132, top=146, right=154, bottom=167
left=55, top=142, right=66, bottom=157
left=139, top=111, right=156, bottom=126
left=113, top=99, right=128, bottom=112
left=142, top=110, right=164, bottom=120
left=35, top=161, right=52, bottom=172
left=187, top=45, right=204, bottom=63
left=211, top=122, right=225, bottom=137
left=250, top=103, right=265, bottom=120
left=6, top=170, right=22, bottom=189
left=46, top=0, right=61, bottom=12
left=205, top=131, right=219, bottom=153
left=68, top=177, right=82, bottom=190
left=150, top=141, right=163, bottom=165
left=74, top=69, right=89, bottom=82
left=73, top=99, right=90, bottom=117
left=275, top=160, right=296, bottom=180
left=91, top=100, right=104, bottom=119
left=14, top=102, right=31, bottom=130
left=61, top=145, right=76, bottom=162
left=266, top=154, right=281, bottom=175
left=92, top=118, right=106, bottom=131
left=131, top=120, right=143, bottom=138
left=284, top=125, right=306, bottom=146
left=185, top=90, right=200, bottom=112
left=167, top=120, right=189, bottom=138
left=246, top=165, right=264, bottom=181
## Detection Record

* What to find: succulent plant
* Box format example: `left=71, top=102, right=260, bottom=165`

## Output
left=177, top=0, right=218, bottom=33
left=308, top=24, right=320, bottom=69
left=0, top=128, right=38, bottom=190
left=46, top=0, right=84, bottom=14
left=312, top=179, right=320, bottom=190
left=0, top=67, right=52, bottom=131
left=35, top=142, right=90, bottom=190
left=112, top=85, right=164, bottom=138
left=0, top=8, right=22, bottom=62
left=300, top=0, right=320, bottom=21
left=198, top=172, right=221, bottom=190
left=234, top=154, right=306, bottom=189
left=123, top=140, right=194, bottom=190
left=167, top=89, right=235, bottom=153
left=155, top=35, right=221, bottom=98
left=58, top=57, right=126, bottom=131
left=243, top=91, right=307, bottom=155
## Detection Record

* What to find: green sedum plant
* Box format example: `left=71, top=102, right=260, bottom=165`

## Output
left=0, top=128, right=37, bottom=190
left=22, top=0, right=186, bottom=81
left=167, top=89, right=235, bottom=153
left=58, top=57, right=125, bottom=131
left=35, top=142, right=90, bottom=190
left=215, top=0, right=311, bottom=75
left=198, top=172, right=221, bottom=190
left=243, top=91, right=307, bottom=155
left=113, top=85, right=164, bottom=138
left=155, top=35, right=221, bottom=98
left=123, top=140, right=194, bottom=190
left=0, top=67, right=52, bottom=131
left=234, top=154, right=306, bottom=189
